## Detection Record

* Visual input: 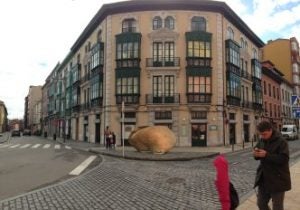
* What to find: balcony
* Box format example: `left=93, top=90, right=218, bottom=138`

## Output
left=241, top=100, right=252, bottom=108
left=116, top=58, right=140, bottom=68
left=187, top=93, right=211, bottom=103
left=146, top=93, right=180, bottom=104
left=227, top=96, right=241, bottom=107
left=91, top=97, right=103, bottom=107
left=186, top=57, right=211, bottom=67
left=240, top=71, right=252, bottom=81
left=146, top=57, right=180, bottom=67
left=116, top=94, right=140, bottom=104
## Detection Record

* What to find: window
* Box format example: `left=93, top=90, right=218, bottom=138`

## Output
left=155, top=111, right=172, bottom=120
left=91, top=75, right=102, bottom=100
left=263, top=81, right=266, bottom=94
left=188, top=76, right=211, bottom=94
left=165, top=16, right=174, bottom=29
left=273, top=86, right=276, bottom=98
left=227, top=73, right=240, bottom=98
left=191, top=16, right=206, bottom=32
left=268, top=84, right=271, bottom=97
left=227, top=27, right=234, bottom=40
left=117, top=42, right=139, bottom=68
left=240, top=38, right=245, bottom=48
left=188, top=41, right=211, bottom=58
left=153, top=75, right=174, bottom=96
left=122, top=18, right=136, bottom=33
left=97, top=30, right=102, bottom=42
left=191, top=111, right=207, bottom=119
left=90, top=44, right=103, bottom=70
left=226, top=43, right=240, bottom=67
left=252, top=48, right=258, bottom=59
left=153, top=16, right=162, bottom=30
left=116, top=77, right=139, bottom=95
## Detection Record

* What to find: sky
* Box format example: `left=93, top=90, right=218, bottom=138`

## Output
left=0, top=0, right=299, bottom=119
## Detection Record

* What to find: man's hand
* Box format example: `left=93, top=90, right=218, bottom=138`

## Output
left=253, top=148, right=267, bottom=158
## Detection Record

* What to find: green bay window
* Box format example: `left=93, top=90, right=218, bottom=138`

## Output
left=186, top=31, right=212, bottom=67
left=116, top=33, right=141, bottom=68
left=116, top=76, right=139, bottom=104
left=186, top=69, right=212, bottom=103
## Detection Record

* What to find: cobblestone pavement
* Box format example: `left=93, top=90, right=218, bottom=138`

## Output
left=0, top=150, right=261, bottom=210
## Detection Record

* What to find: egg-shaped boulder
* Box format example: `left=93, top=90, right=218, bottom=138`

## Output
left=128, top=126, right=176, bottom=154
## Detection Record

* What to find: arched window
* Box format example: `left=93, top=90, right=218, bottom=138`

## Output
left=97, top=30, right=102, bottom=42
left=165, top=16, right=174, bottom=29
left=122, top=18, right=136, bottom=33
left=191, top=16, right=206, bottom=32
left=153, top=16, right=162, bottom=30
left=227, top=27, right=234, bottom=40
left=245, top=41, right=248, bottom=49
left=240, top=38, right=245, bottom=48
left=252, top=48, right=258, bottom=59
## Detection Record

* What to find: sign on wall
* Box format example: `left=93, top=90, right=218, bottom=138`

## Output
left=292, top=95, right=300, bottom=118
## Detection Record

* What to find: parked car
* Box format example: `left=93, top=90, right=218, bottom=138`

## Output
left=23, top=129, right=31, bottom=136
left=281, top=124, right=298, bottom=140
left=11, top=130, right=21, bottom=137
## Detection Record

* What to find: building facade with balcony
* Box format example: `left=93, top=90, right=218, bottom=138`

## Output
left=44, top=0, right=264, bottom=146
left=261, top=61, right=284, bottom=130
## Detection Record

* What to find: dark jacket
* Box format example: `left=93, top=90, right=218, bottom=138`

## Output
left=254, top=131, right=291, bottom=192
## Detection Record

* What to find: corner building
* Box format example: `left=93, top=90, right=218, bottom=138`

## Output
left=62, top=0, right=264, bottom=146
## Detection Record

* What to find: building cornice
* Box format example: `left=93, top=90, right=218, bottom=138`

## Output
left=70, top=0, right=264, bottom=53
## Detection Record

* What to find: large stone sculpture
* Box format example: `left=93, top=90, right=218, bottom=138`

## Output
left=128, top=126, right=176, bottom=154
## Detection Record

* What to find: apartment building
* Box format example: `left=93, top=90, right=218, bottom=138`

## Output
left=25, top=86, right=42, bottom=133
left=43, top=0, right=265, bottom=146
left=262, top=37, right=300, bottom=95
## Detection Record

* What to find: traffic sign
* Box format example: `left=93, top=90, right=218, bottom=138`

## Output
left=292, top=95, right=300, bottom=107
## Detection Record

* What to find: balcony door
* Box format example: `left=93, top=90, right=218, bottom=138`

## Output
left=153, top=42, right=174, bottom=66
left=153, top=75, right=174, bottom=103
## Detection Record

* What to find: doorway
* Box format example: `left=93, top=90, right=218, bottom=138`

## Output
left=243, top=124, right=250, bottom=142
left=95, top=123, right=100, bottom=144
left=229, top=123, right=236, bottom=144
left=191, top=123, right=207, bottom=147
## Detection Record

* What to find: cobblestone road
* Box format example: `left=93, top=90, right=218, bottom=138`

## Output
left=0, top=149, right=261, bottom=210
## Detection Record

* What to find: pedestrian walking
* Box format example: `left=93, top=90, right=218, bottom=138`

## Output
left=213, top=155, right=239, bottom=210
left=253, top=121, right=291, bottom=210
left=104, top=126, right=111, bottom=149
left=111, top=132, right=116, bottom=149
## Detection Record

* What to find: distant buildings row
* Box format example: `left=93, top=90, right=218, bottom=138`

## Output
left=23, top=0, right=300, bottom=147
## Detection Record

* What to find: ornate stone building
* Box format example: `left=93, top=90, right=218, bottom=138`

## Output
left=43, top=0, right=264, bottom=146
left=0, top=100, right=8, bottom=133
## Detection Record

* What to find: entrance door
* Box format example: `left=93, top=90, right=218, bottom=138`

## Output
left=84, top=124, right=88, bottom=142
left=95, top=123, right=100, bottom=144
left=229, top=123, right=236, bottom=144
left=243, top=124, right=250, bottom=142
left=191, top=124, right=207, bottom=147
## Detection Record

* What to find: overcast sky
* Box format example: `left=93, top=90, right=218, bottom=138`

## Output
left=0, top=0, right=299, bottom=119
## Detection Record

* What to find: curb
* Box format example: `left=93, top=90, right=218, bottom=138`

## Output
left=89, top=148, right=220, bottom=161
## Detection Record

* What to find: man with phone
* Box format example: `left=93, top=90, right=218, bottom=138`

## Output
left=253, top=121, right=291, bottom=210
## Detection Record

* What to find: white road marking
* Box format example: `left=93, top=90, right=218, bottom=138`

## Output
left=65, top=146, right=72, bottom=150
left=10, top=144, right=21, bottom=148
left=0, top=144, right=10, bottom=148
left=20, top=144, right=31, bottom=148
left=54, top=144, right=61, bottom=149
left=43, top=144, right=51, bottom=149
left=32, top=144, right=41, bottom=148
left=69, top=156, right=97, bottom=176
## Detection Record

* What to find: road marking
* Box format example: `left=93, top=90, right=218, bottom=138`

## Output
left=65, top=146, right=72, bottom=150
left=20, top=144, right=31, bottom=148
left=0, top=144, right=10, bottom=148
left=32, top=144, right=41, bottom=149
left=69, top=156, right=97, bottom=176
left=43, top=144, right=51, bottom=149
left=10, top=144, right=21, bottom=148
left=54, top=144, right=61, bottom=149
